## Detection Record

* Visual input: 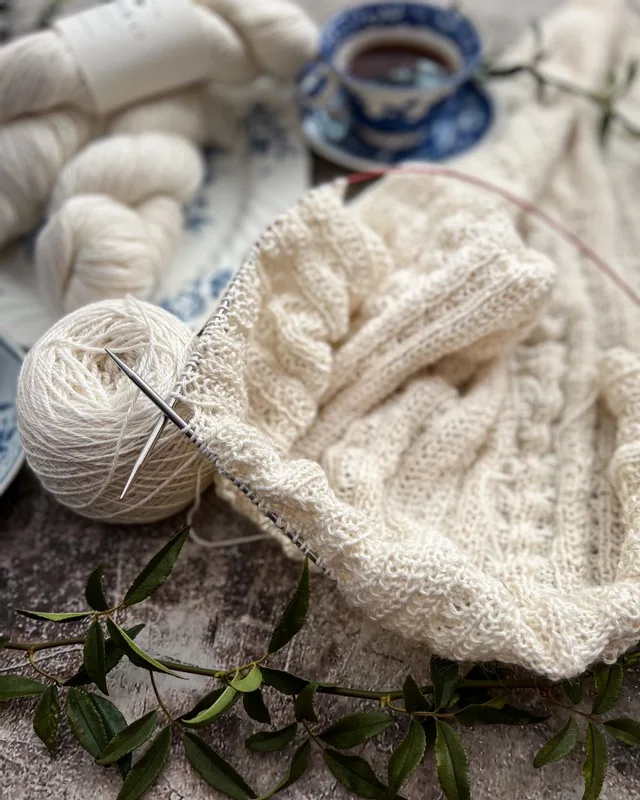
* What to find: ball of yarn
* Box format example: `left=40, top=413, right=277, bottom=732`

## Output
left=17, top=298, right=214, bottom=523
left=35, top=133, right=204, bottom=313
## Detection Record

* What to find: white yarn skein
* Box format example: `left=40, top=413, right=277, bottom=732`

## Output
left=16, top=297, right=214, bottom=523
left=0, top=110, right=97, bottom=245
left=0, top=0, right=317, bottom=249
left=36, top=132, right=204, bottom=313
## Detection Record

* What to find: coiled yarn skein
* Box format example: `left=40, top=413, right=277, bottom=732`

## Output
left=16, top=297, right=214, bottom=523
left=0, top=0, right=317, bottom=310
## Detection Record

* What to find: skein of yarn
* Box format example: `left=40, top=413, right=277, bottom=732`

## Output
left=36, top=132, right=205, bottom=313
left=0, top=0, right=317, bottom=283
left=16, top=297, right=214, bottom=523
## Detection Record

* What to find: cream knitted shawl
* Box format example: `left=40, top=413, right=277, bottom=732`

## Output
left=181, top=0, right=640, bottom=680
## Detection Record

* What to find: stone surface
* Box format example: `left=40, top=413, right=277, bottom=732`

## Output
left=4, top=2, right=640, bottom=799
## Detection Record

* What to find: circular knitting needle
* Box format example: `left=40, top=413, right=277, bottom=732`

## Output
left=105, top=348, right=331, bottom=574
left=119, top=324, right=208, bottom=500
left=106, top=349, right=192, bottom=434
left=119, top=410, right=171, bottom=500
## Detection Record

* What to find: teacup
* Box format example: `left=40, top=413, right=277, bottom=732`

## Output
left=299, top=2, right=482, bottom=152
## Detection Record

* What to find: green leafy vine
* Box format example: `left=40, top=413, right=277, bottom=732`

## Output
left=2, top=525, right=640, bottom=799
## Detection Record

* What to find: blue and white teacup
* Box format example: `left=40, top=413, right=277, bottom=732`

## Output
left=299, top=2, right=482, bottom=152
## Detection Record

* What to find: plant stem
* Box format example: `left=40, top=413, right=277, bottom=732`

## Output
left=4, top=640, right=551, bottom=697
left=27, top=650, right=61, bottom=684
left=156, top=658, right=226, bottom=679
left=150, top=671, right=176, bottom=726
left=6, top=637, right=85, bottom=652
left=315, top=678, right=550, bottom=702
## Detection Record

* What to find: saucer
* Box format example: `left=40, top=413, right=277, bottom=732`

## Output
left=0, top=335, right=24, bottom=496
left=301, top=80, right=494, bottom=171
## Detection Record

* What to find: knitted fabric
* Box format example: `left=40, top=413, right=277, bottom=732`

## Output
left=180, top=0, right=640, bottom=679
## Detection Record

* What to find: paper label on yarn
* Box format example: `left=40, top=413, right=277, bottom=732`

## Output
left=55, top=0, right=211, bottom=115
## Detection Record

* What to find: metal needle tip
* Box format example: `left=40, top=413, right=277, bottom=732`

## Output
left=105, top=348, right=192, bottom=453
left=118, top=413, right=167, bottom=500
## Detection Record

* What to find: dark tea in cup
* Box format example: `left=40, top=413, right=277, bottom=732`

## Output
left=348, top=40, right=457, bottom=87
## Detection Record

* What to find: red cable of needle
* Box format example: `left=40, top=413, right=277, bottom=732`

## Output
left=346, top=166, right=640, bottom=309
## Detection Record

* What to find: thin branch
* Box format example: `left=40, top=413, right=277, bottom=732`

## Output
left=150, top=671, right=176, bottom=725
left=27, top=650, right=61, bottom=685
left=5, top=637, right=85, bottom=652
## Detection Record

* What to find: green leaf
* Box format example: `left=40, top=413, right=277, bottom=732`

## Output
left=181, top=688, right=226, bottom=725
left=91, top=694, right=133, bottom=778
left=66, top=624, right=145, bottom=687
left=246, top=722, right=297, bottom=752
left=402, top=674, right=431, bottom=713
left=105, top=619, right=182, bottom=678
left=294, top=681, right=318, bottom=723
left=562, top=677, right=584, bottom=706
left=0, top=635, right=9, bottom=649
left=85, top=564, right=110, bottom=612
left=604, top=717, right=640, bottom=747
left=625, top=59, right=639, bottom=92
left=231, top=666, right=262, bottom=693
left=623, top=649, right=640, bottom=667
left=123, top=526, right=189, bottom=607
left=320, top=712, right=394, bottom=750
left=66, top=688, right=110, bottom=758
left=583, top=721, right=608, bottom=800
left=534, top=718, right=579, bottom=767
left=0, top=675, right=46, bottom=700
left=15, top=610, right=92, bottom=623
left=461, top=663, right=506, bottom=683
left=455, top=697, right=547, bottom=727
left=434, top=720, right=470, bottom=800
left=268, top=559, right=309, bottom=654
left=183, top=730, right=256, bottom=800
left=324, top=749, right=388, bottom=800
left=242, top=689, right=271, bottom=725
left=592, top=663, right=623, bottom=715
left=388, top=719, right=426, bottom=796
left=260, top=739, right=311, bottom=798
left=261, top=668, right=308, bottom=696
left=116, top=726, right=171, bottom=800
left=182, top=686, right=238, bottom=727
left=84, top=620, right=108, bottom=695
left=97, top=710, right=158, bottom=765
left=431, top=657, right=459, bottom=710
left=422, top=716, right=437, bottom=750
left=33, top=685, right=60, bottom=754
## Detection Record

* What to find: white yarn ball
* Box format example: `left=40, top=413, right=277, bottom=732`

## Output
left=17, top=298, right=214, bottom=523
left=35, top=133, right=204, bottom=313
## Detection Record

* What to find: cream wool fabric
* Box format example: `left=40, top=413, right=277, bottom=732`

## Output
left=171, top=0, right=640, bottom=680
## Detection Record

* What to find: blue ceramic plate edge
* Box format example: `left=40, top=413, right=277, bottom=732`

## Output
left=0, top=335, right=25, bottom=496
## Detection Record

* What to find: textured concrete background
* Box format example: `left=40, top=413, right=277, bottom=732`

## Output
left=4, top=2, right=640, bottom=799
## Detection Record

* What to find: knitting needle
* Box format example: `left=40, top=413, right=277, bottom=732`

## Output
left=105, top=349, right=331, bottom=574
left=106, top=350, right=192, bottom=436
left=119, top=407, right=172, bottom=499
left=119, top=324, right=207, bottom=500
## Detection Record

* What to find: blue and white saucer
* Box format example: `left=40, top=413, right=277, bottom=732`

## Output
left=0, top=336, right=24, bottom=496
left=301, top=80, right=494, bottom=171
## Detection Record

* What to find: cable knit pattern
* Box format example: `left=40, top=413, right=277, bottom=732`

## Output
left=157, top=0, right=640, bottom=680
